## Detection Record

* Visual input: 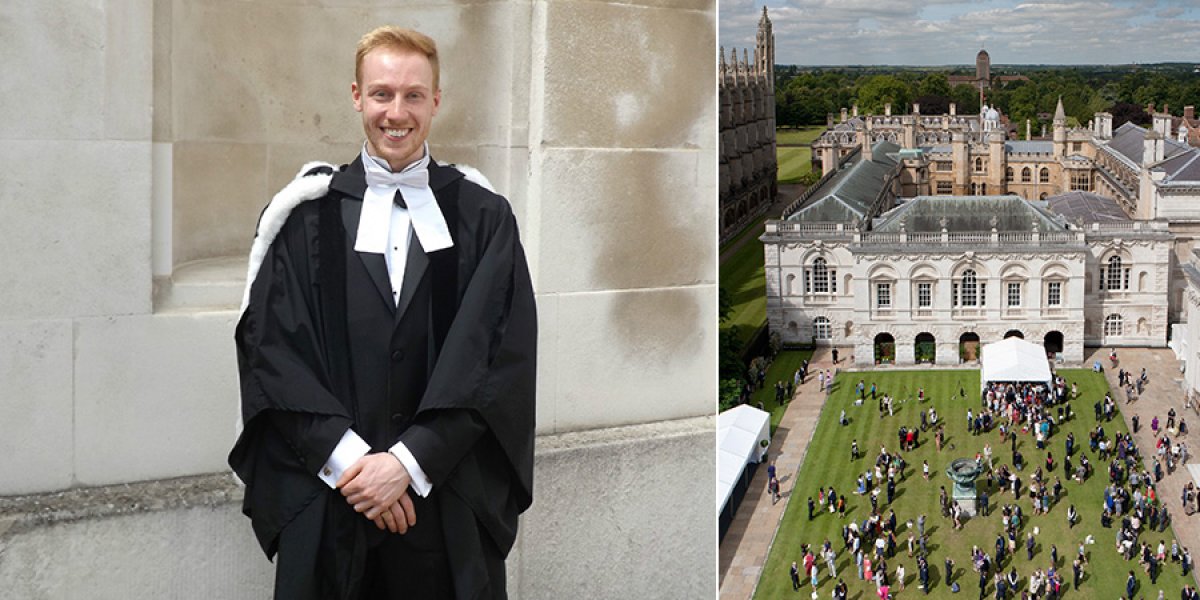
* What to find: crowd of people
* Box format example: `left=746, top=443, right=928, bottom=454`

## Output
left=780, top=359, right=1197, bottom=599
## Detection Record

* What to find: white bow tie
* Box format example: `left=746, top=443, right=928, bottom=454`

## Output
left=355, top=145, right=453, bottom=255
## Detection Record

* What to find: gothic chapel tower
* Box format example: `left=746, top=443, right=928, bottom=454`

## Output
left=756, top=7, right=774, bottom=94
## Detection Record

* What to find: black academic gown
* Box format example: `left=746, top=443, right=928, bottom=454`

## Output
left=229, top=157, right=536, bottom=600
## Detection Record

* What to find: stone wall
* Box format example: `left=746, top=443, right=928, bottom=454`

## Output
left=0, top=0, right=716, bottom=596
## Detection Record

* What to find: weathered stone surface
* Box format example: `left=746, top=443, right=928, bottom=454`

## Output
left=0, top=140, right=152, bottom=319
left=542, top=2, right=714, bottom=150
left=536, top=149, right=715, bottom=294
left=74, top=312, right=239, bottom=486
left=0, top=320, right=74, bottom=495
left=548, top=287, right=715, bottom=432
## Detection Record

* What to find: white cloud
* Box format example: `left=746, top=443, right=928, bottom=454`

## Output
left=720, top=0, right=1200, bottom=65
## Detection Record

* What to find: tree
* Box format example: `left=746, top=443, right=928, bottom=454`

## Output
left=950, top=84, right=981, bottom=115
left=719, top=288, right=745, bottom=383
left=856, top=75, right=913, bottom=115
left=918, top=73, right=951, bottom=98
left=913, top=94, right=950, bottom=115
left=1109, top=101, right=1151, bottom=129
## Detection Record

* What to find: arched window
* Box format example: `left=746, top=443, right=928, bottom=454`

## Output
left=1104, top=314, right=1123, bottom=337
left=813, top=317, right=831, bottom=340
left=1039, top=167, right=1050, bottom=183
left=980, top=183, right=987, bottom=195
left=974, top=157, right=984, bottom=173
left=1006, top=167, right=1014, bottom=182
left=955, top=269, right=983, bottom=307
left=1021, top=167, right=1031, bottom=183
left=1102, top=255, right=1129, bottom=291
left=806, top=257, right=837, bottom=294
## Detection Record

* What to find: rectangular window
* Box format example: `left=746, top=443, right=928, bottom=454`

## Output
left=917, top=282, right=932, bottom=308
left=830, top=269, right=838, bottom=293
left=937, top=161, right=953, bottom=172
left=1007, top=282, right=1021, bottom=307
left=952, top=283, right=959, bottom=307
left=877, top=282, right=892, bottom=308
left=804, top=269, right=812, bottom=294
left=936, top=181, right=953, bottom=194
left=979, top=282, right=987, bottom=307
left=1048, top=282, right=1062, bottom=306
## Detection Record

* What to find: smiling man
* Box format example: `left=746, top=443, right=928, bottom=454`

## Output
left=229, top=27, right=536, bottom=600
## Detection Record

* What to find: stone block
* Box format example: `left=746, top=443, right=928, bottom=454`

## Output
left=0, top=320, right=74, bottom=495
left=541, top=2, right=714, bottom=150
left=548, top=287, right=715, bottom=432
left=74, top=312, right=240, bottom=486
left=517, top=418, right=715, bottom=599
left=0, top=2, right=105, bottom=140
left=536, top=149, right=715, bottom=294
left=533, top=293, right=558, bottom=435
left=171, top=141, right=267, bottom=265
left=103, top=0, right=153, bottom=140
left=0, top=140, right=153, bottom=319
left=170, top=0, right=522, bottom=149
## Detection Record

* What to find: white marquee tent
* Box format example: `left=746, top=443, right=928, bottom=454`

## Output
left=717, top=404, right=770, bottom=514
left=981, top=337, right=1053, bottom=386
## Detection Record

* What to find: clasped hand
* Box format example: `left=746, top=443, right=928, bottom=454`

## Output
left=336, top=452, right=417, bottom=534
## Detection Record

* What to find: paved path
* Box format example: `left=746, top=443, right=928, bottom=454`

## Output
left=1089, top=346, right=1200, bottom=588
left=719, top=348, right=838, bottom=599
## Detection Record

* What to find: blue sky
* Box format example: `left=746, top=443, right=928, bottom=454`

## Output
left=719, top=0, right=1200, bottom=66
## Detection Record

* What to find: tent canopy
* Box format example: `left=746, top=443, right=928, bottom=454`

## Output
left=981, top=337, right=1052, bottom=386
left=717, top=404, right=771, bottom=513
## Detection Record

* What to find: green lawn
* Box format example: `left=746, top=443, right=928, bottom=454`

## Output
left=778, top=146, right=813, bottom=183
left=756, top=369, right=1190, bottom=599
left=720, top=225, right=767, bottom=349
left=777, top=126, right=825, bottom=146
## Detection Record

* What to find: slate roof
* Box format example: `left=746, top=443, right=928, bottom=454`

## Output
left=786, top=141, right=900, bottom=223
left=872, top=195, right=1066, bottom=233
left=1005, top=141, right=1054, bottom=154
left=1107, top=122, right=1192, bottom=165
left=1046, top=191, right=1130, bottom=223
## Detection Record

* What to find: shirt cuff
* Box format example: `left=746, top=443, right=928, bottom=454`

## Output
left=389, top=441, right=434, bottom=497
left=318, top=429, right=370, bottom=489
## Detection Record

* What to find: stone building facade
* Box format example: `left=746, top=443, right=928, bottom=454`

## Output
left=719, top=7, right=777, bottom=239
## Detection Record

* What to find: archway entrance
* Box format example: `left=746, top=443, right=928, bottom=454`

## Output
left=1044, top=331, right=1064, bottom=358
left=1004, top=330, right=1024, bottom=339
left=959, top=332, right=981, bottom=362
left=915, top=333, right=936, bottom=364
left=874, top=333, right=896, bottom=364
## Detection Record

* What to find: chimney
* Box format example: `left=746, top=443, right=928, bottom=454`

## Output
left=913, top=103, right=920, bottom=115
left=1186, top=106, right=1195, bottom=121
left=861, top=121, right=873, bottom=161
left=840, top=107, right=848, bottom=122
left=852, top=103, right=859, bottom=117
left=950, top=102, right=957, bottom=116
left=885, top=103, right=892, bottom=117
left=1026, top=119, right=1031, bottom=141
left=828, top=113, right=835, bottom=128
left=1153, top=113, right=1171, bottom=138
left=1144, top=129, right=1165, bottom=166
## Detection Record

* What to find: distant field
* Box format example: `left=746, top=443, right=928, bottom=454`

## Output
left=777, top=146, right=812, bottom=183
left=776, top=126, right=825, bottom=146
